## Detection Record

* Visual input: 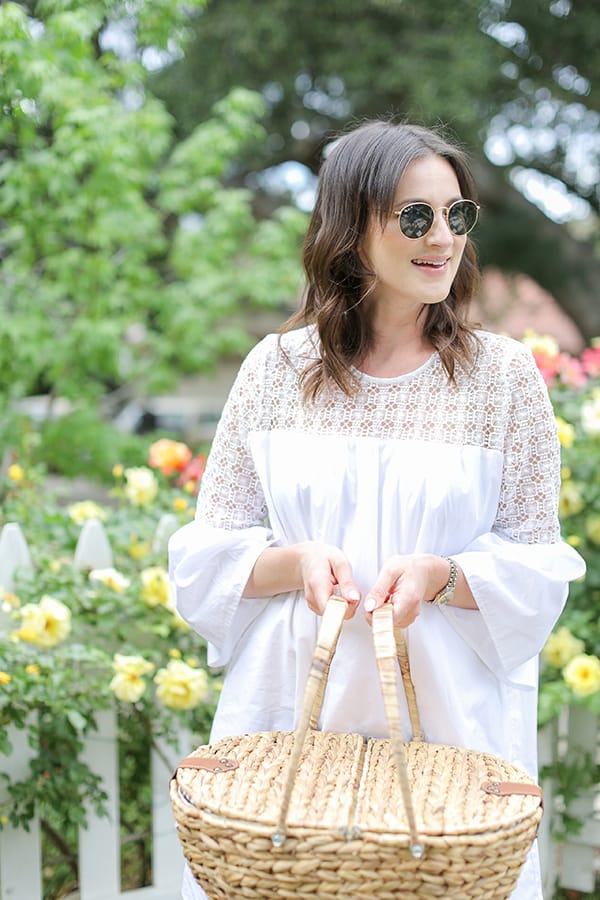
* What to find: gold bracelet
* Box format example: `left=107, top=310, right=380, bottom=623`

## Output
left=431, top=556, right=457, bottom=606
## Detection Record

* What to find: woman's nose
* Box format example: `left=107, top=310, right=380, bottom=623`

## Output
left=425, top=209, right=454, bottom=244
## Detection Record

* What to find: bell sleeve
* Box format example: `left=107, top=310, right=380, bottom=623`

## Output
left=168, top=336, right=279, bottom=668
left=442, top=342, right=586, bottom=688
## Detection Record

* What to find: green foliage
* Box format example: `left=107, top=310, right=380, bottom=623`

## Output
left=0, top=1, right=307, bottom=460
left=31, top=409, right=154, bottom=483
left=540, top=747, right=600, bottom=841
left=529, top=335, right=600, bottom=855
left=534, top=337, right=600, bottom=724
left=154, top=0, right=501, bottom=159
left=0, top=439, right=217, bottom=895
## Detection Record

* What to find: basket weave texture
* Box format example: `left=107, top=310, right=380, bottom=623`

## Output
left=170, top=598, right=542, bottom=899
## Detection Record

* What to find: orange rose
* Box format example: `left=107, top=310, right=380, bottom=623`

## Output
left=148, top=439, right=192, bottom=477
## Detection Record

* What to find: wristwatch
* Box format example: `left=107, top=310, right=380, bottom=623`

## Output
left=431, top=556, right=458, bottom=606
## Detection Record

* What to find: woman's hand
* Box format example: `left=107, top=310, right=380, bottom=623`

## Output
left=364, top=554, right=451, bottom=627
left=243, top=541, right=360, bottom=619
left=297, top=541, right=361, bottom=619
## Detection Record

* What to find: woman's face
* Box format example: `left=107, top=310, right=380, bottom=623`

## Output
left=360, top=154, right=468, bottom=311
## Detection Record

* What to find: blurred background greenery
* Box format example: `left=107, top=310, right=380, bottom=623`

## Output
left=0, top=0, right=598, bottom=485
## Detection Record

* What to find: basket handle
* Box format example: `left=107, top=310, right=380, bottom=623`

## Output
left=272, top=595, right=423, bottom=853
left=372, top=603, right=423, bottom=856
left=271, top=595, right=348, bottom=845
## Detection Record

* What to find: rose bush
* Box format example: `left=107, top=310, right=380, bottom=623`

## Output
left=522, top=332, right=600, bottom=727
left=0, top=438, right=215, bottom=892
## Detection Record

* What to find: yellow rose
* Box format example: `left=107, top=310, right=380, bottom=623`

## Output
left=154, top=660, right=209, bottom=710
left=89, top=567, right=130, bottom=593
left=559, top=480, right=584, bottom=518
left=7, top=463, right=24, bottom=484
left=109, top=672, right=147, bottom=703
left=563, top=654, right=600, bottom=697
left=123, top=467, right=158, bottom=507
left=128, top=536, right=151, bottom=560
left=585, top=516, right=600, bottom=545
left=140, top=567, right=171, bottom=608
left=0, top=671, right=11, bottom=685
left=68, top=500, right=108, bottom=525
left=521, top=330, right=559, bottom=356
left=25, top=664, right=40, bottom=676
left=110, top=655, right=154, bottom=702
left=173, top=496, right=189, bottom=512
left=112, top=463, right=124, bottom=478
left=17, top=595, right=71, bottom=648
left=542, top=627, right=585, bottom=668
left=112, top=653, right=155, bottom=677
left=555, top=417, right=575, bottom=448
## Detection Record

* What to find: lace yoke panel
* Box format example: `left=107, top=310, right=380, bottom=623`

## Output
left=197, top=328, right=561, bottom=542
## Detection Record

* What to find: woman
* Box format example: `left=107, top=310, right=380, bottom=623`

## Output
left=169, top=120, right=585, bottom=900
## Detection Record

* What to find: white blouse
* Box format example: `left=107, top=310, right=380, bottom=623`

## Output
left=169, top=327, right=585, bottom=900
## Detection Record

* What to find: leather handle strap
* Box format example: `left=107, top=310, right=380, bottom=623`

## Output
left=482, top=781, right=543, bottom=801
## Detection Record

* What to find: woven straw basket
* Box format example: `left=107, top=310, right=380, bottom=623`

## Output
left=170, top=597, right=543, bottom=899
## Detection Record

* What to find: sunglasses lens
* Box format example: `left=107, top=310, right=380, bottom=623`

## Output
left=399, top=203, right=434, bottom=239
left=447, top=200, right=478, bottom=235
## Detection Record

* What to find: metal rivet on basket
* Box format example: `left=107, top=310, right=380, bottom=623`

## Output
left=410, top=843, right=425, bottom=859
left=271, top=832, right=286, bottom=848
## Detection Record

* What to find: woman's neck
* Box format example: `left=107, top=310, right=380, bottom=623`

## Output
left=358, top=309, right=434, bottom=378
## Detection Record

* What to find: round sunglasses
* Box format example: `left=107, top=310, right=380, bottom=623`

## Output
left=393, top=199, right=480, bottom=239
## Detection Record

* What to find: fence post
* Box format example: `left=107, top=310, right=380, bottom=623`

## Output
left=151, top=728, right=193, bottom=892
left=73, top=519, right=114, bottom=570
left=152, top=514, right=179, bottom=556
left=0, top=526, right=40, bottom=900
left=0, top=523, right=34, bottom=625
left=557, top=706, right=599, bottom=893
left=538, top=717, right=559, bottom=898
left=76, top=707, right=121, bottom=900
left=0, top=722, right=43, bottom=900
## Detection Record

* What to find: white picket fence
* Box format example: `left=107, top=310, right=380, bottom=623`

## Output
left=0, top=518, right=599, bottom=900
left=0, top=517, right=190, bottom=900
left=538, top=705, right=600, bottom=896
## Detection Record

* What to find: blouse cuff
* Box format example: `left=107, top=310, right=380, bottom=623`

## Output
left=443, top=535, right=585, bottom=687
left=168, top=520, right=277, bottom=667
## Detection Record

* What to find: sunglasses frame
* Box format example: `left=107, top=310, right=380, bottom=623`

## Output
left=393, top=199, right=480, bottom=239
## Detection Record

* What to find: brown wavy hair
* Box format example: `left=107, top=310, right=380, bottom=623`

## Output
left=281, top=119, right=481, bottom=400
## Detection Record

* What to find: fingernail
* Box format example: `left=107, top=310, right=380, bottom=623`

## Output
left=348, top=589, right=360, bottom=602
left=364, top=597, right=376, bottom=613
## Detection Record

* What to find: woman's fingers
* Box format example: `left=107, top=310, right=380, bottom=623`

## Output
left=365, top=556, right=426, bottom=627
left=300, top=543, right=360, bottom=617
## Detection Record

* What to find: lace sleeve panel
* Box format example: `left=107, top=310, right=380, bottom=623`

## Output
left=195, top=337, right=274, bottom=530
left=495, top=344, right=561, bottom=543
